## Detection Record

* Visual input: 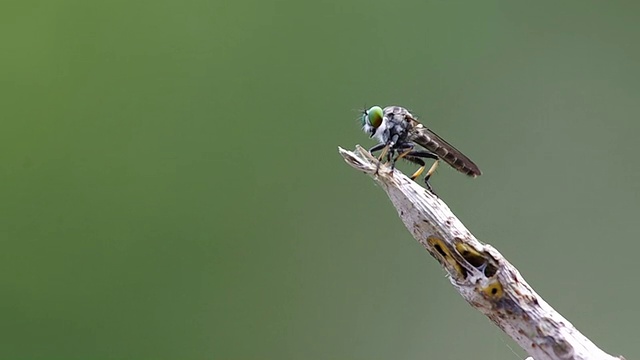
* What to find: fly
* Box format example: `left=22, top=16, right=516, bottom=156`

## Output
left=361, top=105, right=481, bottom=193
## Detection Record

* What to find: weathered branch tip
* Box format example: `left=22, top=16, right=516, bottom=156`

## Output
left=338, top=145, right=623, bottom=360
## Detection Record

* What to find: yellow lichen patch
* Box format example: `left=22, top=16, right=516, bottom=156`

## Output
left=482, top=281, right=504, bottom=299
left=427, top=236, right=466, bottom=279
left=455, top=242, right=498, bottom=277
left=455, top=243, right=486, bottom=268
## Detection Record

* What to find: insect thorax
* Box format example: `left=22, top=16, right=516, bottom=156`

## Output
left=382, top=106, right=415, bottom=147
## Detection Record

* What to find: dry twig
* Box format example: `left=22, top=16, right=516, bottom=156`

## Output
left=339, top=145, right=623, bottom=360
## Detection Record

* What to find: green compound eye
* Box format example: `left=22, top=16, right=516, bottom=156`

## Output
left=367, top=106, right=383, bottom=128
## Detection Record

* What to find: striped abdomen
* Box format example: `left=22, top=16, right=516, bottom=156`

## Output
left=411, top=126, right=482, bottom=177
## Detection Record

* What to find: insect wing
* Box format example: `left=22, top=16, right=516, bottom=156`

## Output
left=411, top=126, right=482, bottom=177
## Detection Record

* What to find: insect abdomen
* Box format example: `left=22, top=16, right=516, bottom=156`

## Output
left=415, top=131, right=482, bottom=177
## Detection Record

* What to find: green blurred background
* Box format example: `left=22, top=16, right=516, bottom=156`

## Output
left=1, top=0, right=638, bottom=359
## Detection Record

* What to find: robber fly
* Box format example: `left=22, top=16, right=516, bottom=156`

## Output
left=361, top=105, right=481, bottom=192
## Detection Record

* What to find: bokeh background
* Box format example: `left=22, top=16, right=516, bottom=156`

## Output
left=2, top=0, right=639, bottom=359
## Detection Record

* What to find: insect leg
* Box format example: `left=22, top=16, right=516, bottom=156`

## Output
left=368, top=143, right=387, bottom=154
left=369, top=134, right=401, bottom=175
left=390, top=143, right=415, bottom=170
left=402, top=155, right=437, bottom=194
left=368, top=143, right=390, bottom=175
left=402, top=155, right=425, bottom=180
left=404, top=150, right=440, bottom=194
left=378, top=133, right=399, bottom=163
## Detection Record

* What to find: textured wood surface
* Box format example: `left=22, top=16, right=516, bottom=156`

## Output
left=339, top=145, right=623, bottom=360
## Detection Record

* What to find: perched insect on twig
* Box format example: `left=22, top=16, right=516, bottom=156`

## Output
left=361, top=105, right=481, bottom=193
